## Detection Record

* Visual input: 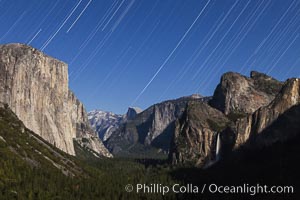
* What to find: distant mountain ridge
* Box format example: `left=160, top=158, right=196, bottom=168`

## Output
left=102, top=94, right=209, bottom=157
left=88, top=107, right=143, bottom=142
left=91, top=71, right=299, bottom=169
left=88, top=110, right=124, bottom=141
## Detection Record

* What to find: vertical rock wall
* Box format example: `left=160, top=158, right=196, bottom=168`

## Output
left=0, top=43, right=110, bottom=156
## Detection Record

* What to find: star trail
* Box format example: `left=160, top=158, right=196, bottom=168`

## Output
left=0, top=0, right=299, bottom=113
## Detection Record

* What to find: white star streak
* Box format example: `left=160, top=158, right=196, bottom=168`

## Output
left=268, top=8, right=300, bottom=53
left=174, top=13, right=224, bottom=81
left=0, top=11, right=26, bottom=42
left=284, top=56, right=300, bottom=77
left=158, top=13, right=224, bottom=101
left=239, top=0, right=298, bottom=73
left=258, top=10, right=300, bottom=66
left=111, top=0, right=135, bottom=32
left=102, top=0, right=126, bottom=31
left=69, top=1, right=118, bottom=66
left=97, top=0, right=119, bottom=30
left=89, top=46, right=132, bottom=98
left=248, top=1, right=300, bottom=69
left=192, top=0, right=247, bottom=80
left=253, top=0, right=297, bottom=53
left=41, top=0, right=83, bottom=50
left=71, top=30, right=114, bottom=80
left=199, top=0, right=270, bottom=91
left=174, top=0, right=237, bottom=83
left=131, top=0, right=211, bottom=106
left=104, top=20, right=161, bottom=94
left=32, top=1, right=60, bottom=31
left=67, top=0, right=93, bottom=33
left=266, top=34, right=299, bottom=74
left=27, top=29, right=42, bottom=45
left=70, top=0, right=137, bottom=78
left=258, top=24, right=300, bottom=71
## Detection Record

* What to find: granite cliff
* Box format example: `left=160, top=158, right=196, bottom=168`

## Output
left=169, top=101, right=229, bottom=166
left=210, top=71, right=283, bottom=115
left=234, top=77, right=300, bottom=148
left=126, top=107, right=142, bottom=120
left=169, top=71, right=299, bottom=166
left=0, top=43, right=111, bottom=157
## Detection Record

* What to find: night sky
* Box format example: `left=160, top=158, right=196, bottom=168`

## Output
left=1, top=0, right=300, bottom=114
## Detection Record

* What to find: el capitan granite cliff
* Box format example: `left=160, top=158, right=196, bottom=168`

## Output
left=0, top=43, right=111, bottom=157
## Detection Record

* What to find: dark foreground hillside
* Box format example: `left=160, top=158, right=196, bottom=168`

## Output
left=0, top=103, right=176, bottom=200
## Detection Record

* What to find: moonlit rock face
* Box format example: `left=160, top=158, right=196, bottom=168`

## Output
left=234, top=78, right=300, bottom=148
left=189, top=94, right=202, bottom=99
left=88, top=107, right=143, bottom=142
left=0, top=43, right=110, bottom=156
left=210, top=71, right=283, bottom=115
left=126, top=107, right=142, bottom=120
left=105, top=96, right=209, bottom=155
left=168, top=71, right=300, bottom=167
left=169, top=101, right=229, bottom=166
